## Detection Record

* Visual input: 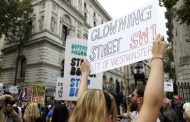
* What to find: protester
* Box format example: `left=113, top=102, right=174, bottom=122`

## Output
left=183, top=103, right=190, bottom=122
left=174, top=95, right=184, bottom=122
left=23, top=102, right=43, bottom=122
left=46, top=105, right=53, bottom=122
left=69, top=34, right=168, bottom=122
left=0, top=94, right=22, bottom=122
left=161, top=98, right=178, bottom=122
left=52, top=102, right=69, bottom=122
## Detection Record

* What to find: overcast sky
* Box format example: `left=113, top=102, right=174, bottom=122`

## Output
left=97, top=0, right=165, bottom=19
left=97, top=0, right=168, bottom=38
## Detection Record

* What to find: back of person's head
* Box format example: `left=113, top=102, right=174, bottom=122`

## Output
left=52, top=103, right=69, bottom=122
left=69, top=89, right=117, bottom=122
left=163, top=98, right=171, bottom=109
left=136, top=85, right=145, bottom=97
left=23, top=102, right=40, bottom=122
left=183, top=102, right=190, bottom=120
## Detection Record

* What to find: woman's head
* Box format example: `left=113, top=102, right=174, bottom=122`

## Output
left=52, top=103, right=69, bottom=122
left=183, top=102, right=190, bottom=120
left=69, top=89, right=117, bottom=122
left=23, top=102, right=40, bottom=122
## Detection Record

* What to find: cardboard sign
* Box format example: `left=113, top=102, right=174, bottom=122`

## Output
left=55, top=78, right=64, bottom=100
left=164, top=82, right=173, bottom=92
left=87, top=0, right=166, bottom=74
left=63, top=38, right=103, bottom=101
left=31, top=84, right=45, bottom=104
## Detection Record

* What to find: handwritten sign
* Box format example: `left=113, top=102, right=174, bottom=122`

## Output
left=87, top=0, right=166, bottom=74
left=63, top=38, right=103, bottom=101
left=55, top=78, right=64, bottom=100
left=164, top=82, right=173, bottom=92
left=31, top=84, right=45, bottom=104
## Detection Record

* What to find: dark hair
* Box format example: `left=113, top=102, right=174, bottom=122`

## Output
left=52, top=103, right=69, bottom=122
left=136, top=85, right=145, bottom=97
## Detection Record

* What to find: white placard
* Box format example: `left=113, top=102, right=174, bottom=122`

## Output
left=63, top=38, right=103, bottom=101
left=8, top=86, right=18, bottom=94
left=87, top=0, right=167, bottom=74
left=164, top=82, right=173, bottom=92
left=55, top=78, right=64, bottom=100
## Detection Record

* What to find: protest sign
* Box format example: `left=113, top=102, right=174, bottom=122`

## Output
left=63, top=38, right=103, bottom=101
left=164, top=82, right=173, bottom=92
left=55, top=78, right=64, bottom=100
left=87, top=0, right=167, bottom=74
left=31, top=84, right=45, bottom=104
left=8, top=86, right=18, bottom=94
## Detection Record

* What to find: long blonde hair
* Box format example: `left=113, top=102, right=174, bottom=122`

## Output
left=69, top=89, right=117, bottom=122
left=23, top=102, right=41, bottom=122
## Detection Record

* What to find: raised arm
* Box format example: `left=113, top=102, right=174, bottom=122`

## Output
left=77, top=59, right=90, bottom=100
left=136, top=35, right=168, bottom=122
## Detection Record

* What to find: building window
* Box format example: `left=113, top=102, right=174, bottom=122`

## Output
left=84, top=2, right=86, bottom=8
left=61, top=59, right=64, bottom=77
left=41, top=2, right=46, bottom=10
left=61, top=25, right=68, bottom=42
left=94, top=12, right=96, bottom=17
left=94, top=21, right=96, bottom=27
left=84, top=12, right=87, bottom=21
left=20, top=57, right=26, bottom=78
left=51, top=16, right=57, bottom=33
left=39, top=15, right=44, bottom=31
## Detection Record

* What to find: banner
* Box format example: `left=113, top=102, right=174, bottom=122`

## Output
left=55, top=78, right=64, bottom=100
left=87, top=0, right=167, bottom=74
left=63, top=38, right=103, bottom=101
left=31, top=84, right=45, bottom=104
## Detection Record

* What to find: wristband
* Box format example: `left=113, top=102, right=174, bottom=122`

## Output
left=151, top=57, right=163, bottom=61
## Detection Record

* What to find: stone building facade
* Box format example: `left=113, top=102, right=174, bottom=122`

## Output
left=0, top=0, right=151, bottom=97
left=168, top=0, right=190, bottom=102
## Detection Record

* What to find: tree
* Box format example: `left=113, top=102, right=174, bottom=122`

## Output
left=0, top=0, right=33, bottom=85
left=0, top=0, right=33, bottom=42
left=175, top=0, right=190, bottom=25
left=164, top=44, right=176, bottom=79
left=160, top=0, right=190, bottom=25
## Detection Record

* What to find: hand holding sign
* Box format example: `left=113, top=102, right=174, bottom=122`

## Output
left=81, top=59, right=90, bottom=76
left=152, top=34, right=168, bottom=59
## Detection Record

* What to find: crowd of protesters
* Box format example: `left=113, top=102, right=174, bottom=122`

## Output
left=0, top=35, right=190, bottom=122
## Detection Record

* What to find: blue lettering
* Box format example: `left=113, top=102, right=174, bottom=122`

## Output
left=69, top=88, right=75, bottom=97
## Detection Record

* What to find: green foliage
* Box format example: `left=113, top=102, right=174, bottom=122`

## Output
left=175, top=0, right=190, bottom=25
left=164, top=45, right=176, bottom=79
left=161, top=0, right=190, bottom=25
left=162, top=0, right=179, bottom=10
left=0, top=0, right=33, bottom=42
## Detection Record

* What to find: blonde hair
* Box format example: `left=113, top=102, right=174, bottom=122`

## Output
left=69, top=90, right=117, bottom=122
left=183, top=102, right=190, bottom=119
left=23, top=102, right=41, bottom=122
